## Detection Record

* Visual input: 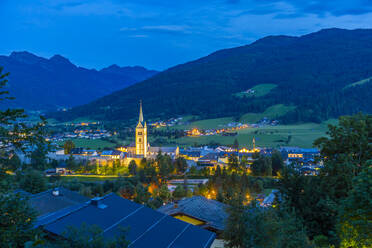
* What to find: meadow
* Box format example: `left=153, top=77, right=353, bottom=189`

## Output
left=57, top=138, right=117, bottom=150
left=167, top=120, right=337, bottom=148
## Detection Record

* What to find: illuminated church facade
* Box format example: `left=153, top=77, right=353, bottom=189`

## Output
left=124, top=101, right=179, bottom=161
left=135, top=101, right=148, bottom=157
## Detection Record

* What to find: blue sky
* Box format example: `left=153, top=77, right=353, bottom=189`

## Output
left=2, top=0, right=372, bottom=70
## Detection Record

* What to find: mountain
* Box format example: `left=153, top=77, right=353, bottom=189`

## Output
left=0, top=52, right=158, bottom=110
left=51, top=28, right=372, bottom=123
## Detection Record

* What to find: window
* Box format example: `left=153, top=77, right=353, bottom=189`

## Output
left=138, top=132, right=142, bottom=135
left=139, top=138, right=142, bottom=142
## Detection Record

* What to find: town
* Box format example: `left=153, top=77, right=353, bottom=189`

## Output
left=1, top=2, right=372, bottom=247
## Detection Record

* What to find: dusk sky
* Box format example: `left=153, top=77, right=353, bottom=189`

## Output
left=2, top=0, right=372, bottom=70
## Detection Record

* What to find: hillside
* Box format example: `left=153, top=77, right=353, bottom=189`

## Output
left=52, top=28, right=372, bottom=123
left=0, top=52, right=158, bottom=110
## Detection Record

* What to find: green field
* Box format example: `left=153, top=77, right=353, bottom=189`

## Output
left=234, top=83, right=277, bottom=98
left=166, top=104, right=295, bottom=130
left=58, top=138, right=117, bottom=150
left=240, top=104, right=296, bottom=123
left=170, top=120, right=337, bottom=148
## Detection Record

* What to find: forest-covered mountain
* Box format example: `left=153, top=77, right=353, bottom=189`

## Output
left=51, top=28, right=372, bottom=123
left=0, top=52, right=158, bottom=110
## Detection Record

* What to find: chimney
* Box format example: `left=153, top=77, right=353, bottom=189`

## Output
left=90, top=197, right=107, bottom=209
left=52, top=188, right=60, bottom=196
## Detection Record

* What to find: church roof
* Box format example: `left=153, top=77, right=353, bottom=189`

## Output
left=137, top=100, right=145, bottom=127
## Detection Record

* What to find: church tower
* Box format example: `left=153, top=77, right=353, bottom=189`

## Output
left=135, top=101, right=148, bottom=157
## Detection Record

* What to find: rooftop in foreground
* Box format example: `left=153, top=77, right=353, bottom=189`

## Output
left=42, top=193, right=215, bottom=248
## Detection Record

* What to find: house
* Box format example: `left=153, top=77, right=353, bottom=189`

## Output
left=180, top=150, right=201, bottom=161
left=100, top=150, right=124, bottom=159
left=70, top=147, right=97, bottom=156
left=148, top=146, right=179, bottom=158
left=16, top=187, right=90, bottom=227
left=158, top=196, right=228, bottom=235
left=198, top=152, right=219, bottom=165
left=41, top=193, right=215, bottom=247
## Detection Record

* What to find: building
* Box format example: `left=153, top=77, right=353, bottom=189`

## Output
left=13, top=187, right=90, bottom=227
left=124, top=101, right=179, bottom=161
left=135, top=100, right=148, bottom=157
left=39, top=193, right=215, bottom=247
left=158, top=196, right=228, bottom=235
left=101, top=150, right=125, bottom=159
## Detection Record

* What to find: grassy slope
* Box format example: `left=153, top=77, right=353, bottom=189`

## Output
left=233, top=83, right=277, bottom=98
left=171, top=104, right=296, bottom=130
left=240, top=104, right=296, bottom=123
left=173, top=120, right=336, bottom=148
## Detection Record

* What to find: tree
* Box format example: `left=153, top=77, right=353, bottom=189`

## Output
left=20, top=169, right=47, bottom=194
left=128, top=160, right=137, bottom=176
left=157, top=185, right=171, bottom=203
left=174, top=157, right=187, bottom=174
left=228, top=154, right=241, bottom=173
left=0, top=67, right=48, bottom=247
left=173, top=185, right=186, bottom=199
left=271, top=150, right=284, bottom=176
left=224, top=199, right=311, bottom=248
left=30, top=143, right=48, bottom=171
left=224, top=193, right=246, bottom=248
left=0, top=67, right=48, bottom=157
left=64, top=140, right=75, bottom=155
left=0, top=193, right=38, bottom=247
left=314, top=114, right=372, bottom=169
left=251, top=155, right=272, bottom=176
left=4, top=153, right=21, bottom=172
left=279, top=165, right=337, bottom=240
left=337, top=166, right=372, bottom=248
left=134, top=183, right=150, bottom=204
left=112, top=159, right=120, bottom=175
left=233, top=138, right=239, bottom=151
left=66, top=155, right=78, bottom=172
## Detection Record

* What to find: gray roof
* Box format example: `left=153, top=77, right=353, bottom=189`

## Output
left=43, top=193, right=215, bottom=248
left=149, top=146, right=178, bottom=153
left=157, top=196, right=228, bottom=231
left=101, top=150, right=122, bottom=156
left=28, top=187, right=89, bottom=218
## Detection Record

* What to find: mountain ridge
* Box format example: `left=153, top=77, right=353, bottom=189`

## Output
left=51, top=28, right=372, bottom=123
left=0, top=51, right=158, bottom=111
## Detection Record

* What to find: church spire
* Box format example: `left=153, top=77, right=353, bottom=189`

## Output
left=138, top=100, right=144, bottom=123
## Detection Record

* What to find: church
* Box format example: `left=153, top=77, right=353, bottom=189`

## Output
left=125, top=101, right=179, bottom=162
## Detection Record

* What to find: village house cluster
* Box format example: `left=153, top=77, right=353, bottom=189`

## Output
left=43, top=102, right=322, bottom=176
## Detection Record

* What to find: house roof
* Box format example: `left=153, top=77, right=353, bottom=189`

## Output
left=149, top=146, right=178, bottom=153
left=157, top=196, right=228, bottom=231
left=28, top=187, right=89, bottom=218
left=101, top=150, right=122, bottom=156
left=199, top=152, right=219, bottom=161
left=43, top=193, right=215, bottom=248
left=181, top=150, right=201, bottom=157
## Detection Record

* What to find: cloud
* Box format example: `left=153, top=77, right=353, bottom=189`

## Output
left=128, top=34, right=148, bottom=38
left=141, top=25, right=191, bottom=33
left=120, top=25, right=192, bottom=37
left=250, top=0, right=372, bottom=17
